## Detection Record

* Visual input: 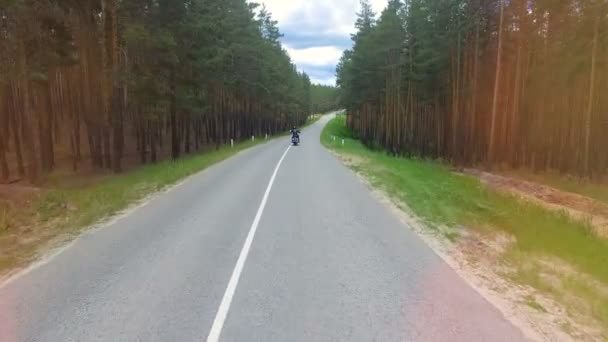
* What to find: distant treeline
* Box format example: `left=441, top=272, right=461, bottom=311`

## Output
left=311, top=84, right=339, bottom=114
left=0, top=0, right=313, bottom=183
left=338, top=0, right=608, bottom=178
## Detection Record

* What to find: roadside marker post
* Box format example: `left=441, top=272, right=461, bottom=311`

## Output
left=231, top=139, right=234, bottom=148
left=341, top=139, right=345, bottom=146
left=252, top=136, right=255, bottom=142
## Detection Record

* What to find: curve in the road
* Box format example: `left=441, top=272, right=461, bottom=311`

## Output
left=0, top=116, right=526, bottom=342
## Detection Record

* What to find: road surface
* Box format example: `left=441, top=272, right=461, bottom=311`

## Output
left=0, top=116, right=526, bottom=341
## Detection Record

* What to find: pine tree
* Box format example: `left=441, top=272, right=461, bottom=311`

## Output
left=0, top=0, right=313, bottom=183
left=337, top=0, right=608, bottom=177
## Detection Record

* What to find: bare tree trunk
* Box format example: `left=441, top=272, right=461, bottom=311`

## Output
left=509, top=0, right=526, bottom=167
left=102, top=127, right=111, bottom=168
left=17, top=41, right=39, bottom=182
left=184, top=112, right=191, bottom=154
left=0, top=87, right=8, bottom=181
left=38, top=84, right=55, bottom=173
left=9, top=88, right=25, bottom=177
left=139, top=117, right=147, bottom=164
left=584, top=13, right=600, bottom=176
left=451, top=23, right=462, bottom=163
left=99, top=0, right=109, bottom=169
left=488, top=0, right=504, bottom=162
left=150, top=120, right=157, bottom=163
left=0, top=126, right=8, bottom=182
left=170, top=72, right=180, bottom=159
left=112, top=87, right=124, bottom=172
left=469, top=17, right=480, bottom=163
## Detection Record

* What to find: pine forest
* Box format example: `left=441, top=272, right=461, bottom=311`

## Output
left=338, top=0, right=608, bottom=178
left=0, top=0, right=322, bottom=182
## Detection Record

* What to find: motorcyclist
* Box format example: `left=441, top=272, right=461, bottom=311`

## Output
left=290, top=126, right=300, bottom=143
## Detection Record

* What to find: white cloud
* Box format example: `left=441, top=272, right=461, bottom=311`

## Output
left=285, top=46, right=343, bottom=67
left=370, top=0, right=389, bottom=14
left=259, top=0, right=388, bottom=33
left=311, top=76, right=337, bottom=86
left=257, top=0, right=390, bottom=86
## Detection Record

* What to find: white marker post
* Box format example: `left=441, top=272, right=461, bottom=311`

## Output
left=231, top=139, right=234, bottom=148
left=265, top=133, right=268, bottom=140
left=341, top=139, right=345, bottom=146
left=251, top=136, right=255, bottom=142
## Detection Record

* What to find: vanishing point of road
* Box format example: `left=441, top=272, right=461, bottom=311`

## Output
left=0, top=116, right=526, bottom=341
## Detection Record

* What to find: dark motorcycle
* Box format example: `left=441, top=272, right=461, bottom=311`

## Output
left=291, top=134, right=300, bottom=146
left=290, top=128, right=300, bottom=146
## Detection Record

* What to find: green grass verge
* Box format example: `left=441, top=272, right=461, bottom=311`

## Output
left=322, top=115, right=608, bottom=328
left=0, top=136, right=273, bottom=275
left=44, top=141, right=262, bottom=228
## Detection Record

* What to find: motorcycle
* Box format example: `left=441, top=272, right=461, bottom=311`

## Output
left=291, top=134, right=300, bottom=146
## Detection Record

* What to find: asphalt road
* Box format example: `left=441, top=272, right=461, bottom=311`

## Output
left=0, top=116, right=526, bottom=341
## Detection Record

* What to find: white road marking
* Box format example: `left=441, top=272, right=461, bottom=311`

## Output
left=206, top=145, right=292, bottom=342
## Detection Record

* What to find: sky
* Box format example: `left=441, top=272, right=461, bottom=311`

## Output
left=258, top=0, right=389, bottom=86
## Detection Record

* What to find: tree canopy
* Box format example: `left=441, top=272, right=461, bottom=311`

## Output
left=0, top=0, right=313, bottom=182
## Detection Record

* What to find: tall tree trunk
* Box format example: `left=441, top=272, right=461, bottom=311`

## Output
left=111, top=87, right=124, bottom=173
left=509, top=0, right=526, bottom=166
left=150, top=120, right=157, bottom=163
left=184, top=112, right=191, bottom=154
left=99, top=0, right=109, bottom=169
left=100, top=0, right=116, bottom=170
left=170, top=72, right=180, bottom=159
left=9, top=89, right=25, bottom=177
left=0, top=86, right=8, bottom=181
left=488, top=0, right=504, bottom=162
left=17, top=41, right=38, bottom=182
left=0, top=126, right=8, bottom=182
left=38, top=83, right=55, bottom=173
left=469, top=16, right=480, bottom=163
left=102, top=127, right=111, bottom=168
left=77, top=18, right=103, bottom=169
left=584, top=13, right=600, bottom=176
